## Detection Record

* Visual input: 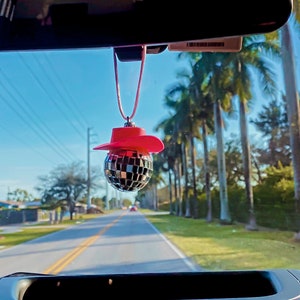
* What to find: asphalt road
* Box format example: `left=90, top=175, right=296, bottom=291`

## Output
left=0, top=210, right=201, bottom=277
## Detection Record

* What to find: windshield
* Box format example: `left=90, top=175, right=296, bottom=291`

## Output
left=0, top=7, right=300, bottom=278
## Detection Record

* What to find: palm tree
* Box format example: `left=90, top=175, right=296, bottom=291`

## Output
left=202, top=117, right=213, bottom=222
left=175, top=53, right=218, bottom=222
left=201, top=53, right=234, bottom=224
left=158, top=135, right=177, bottom=215
left=155, top=113, right=183, bottom=215
left=147, top=154, right=166, bottom=211
left=214, top=98, right=232, bottom=224
left=188, top=60, right=215, bottom=222
left=178, top=51, right=233, bottom=224
left=223, top=35, right=280, bottom=230
left=156, top=77, right=202, bottom=218
left=280, top=4, right=300, bottom=236
left=262, top=2, right=300, bottom=235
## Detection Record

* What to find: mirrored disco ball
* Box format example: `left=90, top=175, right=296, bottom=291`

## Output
left=104, top=150, right=153, bottom=192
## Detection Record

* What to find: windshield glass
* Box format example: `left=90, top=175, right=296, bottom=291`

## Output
left=0, top=11, right=300, bottom=277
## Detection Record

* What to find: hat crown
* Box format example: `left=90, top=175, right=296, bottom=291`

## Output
left=110, top=127, right=146, bottom=143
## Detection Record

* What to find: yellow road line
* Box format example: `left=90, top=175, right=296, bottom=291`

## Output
left=43, top=212, right=125, bottom=275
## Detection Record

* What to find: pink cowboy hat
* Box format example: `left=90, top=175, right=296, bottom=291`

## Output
left=93, top=126, right=164, bottom=153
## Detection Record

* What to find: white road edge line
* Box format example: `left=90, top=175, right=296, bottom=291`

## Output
left=144, top=215, right=202, bottom=272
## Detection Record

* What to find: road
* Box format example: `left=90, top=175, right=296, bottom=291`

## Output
left=0, top=210, right=201, bottom=277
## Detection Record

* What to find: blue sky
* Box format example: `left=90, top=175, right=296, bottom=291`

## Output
left=0, top=29, right=299, bottom=201
left=0, top=48, right=189, bottom=200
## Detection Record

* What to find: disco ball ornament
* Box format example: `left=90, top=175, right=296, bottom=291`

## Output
left=104, top=150, right=153, bottom=192
left=93, top=125, right=164, bottom=192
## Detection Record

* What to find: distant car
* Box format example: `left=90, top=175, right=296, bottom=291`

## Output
left=129, top=205, right=138, bottom=212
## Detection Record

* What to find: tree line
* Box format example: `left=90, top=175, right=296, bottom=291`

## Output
left=138, top=6, right=300, bottom=237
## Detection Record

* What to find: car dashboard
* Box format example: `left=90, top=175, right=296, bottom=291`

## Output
left=1, top=270, right=300, bottom=300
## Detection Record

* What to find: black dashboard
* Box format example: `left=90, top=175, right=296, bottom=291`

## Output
left=1, top=270, right=300, bottom=300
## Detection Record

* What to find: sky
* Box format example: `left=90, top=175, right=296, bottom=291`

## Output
left=0, top=47, right=189, bottom=200
left=0, top=26, right=299, bottom=201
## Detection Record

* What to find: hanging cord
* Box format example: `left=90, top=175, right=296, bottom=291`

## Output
left=113, top=45, right=147, bottom=124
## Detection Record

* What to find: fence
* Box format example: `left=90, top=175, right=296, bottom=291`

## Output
left=0, top=209, right=39, bottom=225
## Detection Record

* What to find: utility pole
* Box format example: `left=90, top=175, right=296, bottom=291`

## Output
left=7, top=186, right=11, bottom=201
left=105, top=179, right=110, bottom=210
left=87, top=127, right=91, bottom=209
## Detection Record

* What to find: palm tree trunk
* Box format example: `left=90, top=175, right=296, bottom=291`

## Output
left=239, top=99, right=257, bottom=230
left=173, top=165, right=179, bottom=215
left=177, top=159, right=183, bottom=217
left=154, top=184, right=158, bottom=211
left=190, top=136, right=199, bottom=218
left=281, top=22, right=300, bottom=235
left=168, top=169, right=174, bottom=215
left=182, top=143, right=191, bottom=217
left=152, top=188, right=157, bottom=211
left=214, top=100, right=231, bottom=224
left=202, top=120, right=212, bottom=222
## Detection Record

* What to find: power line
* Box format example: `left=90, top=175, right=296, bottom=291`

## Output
left=31, top=53, right=87, bottom=140
left=43, top=52, right=90, bottom=131
left=18, top=52, right=86, bottom=141
left=0, top=74, right=75, bottom=163
left=0, top=121, right=57, bottom=164
left=0, top=92, right=72, bottom=162
left=0, top=67, right=78, bottom=161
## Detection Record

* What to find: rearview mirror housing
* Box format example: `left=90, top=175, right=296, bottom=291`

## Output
left=0, top=0, right=292, bottom=51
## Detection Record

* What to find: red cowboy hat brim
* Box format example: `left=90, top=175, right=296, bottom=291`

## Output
left=93, top=135, right=164, bottom=153
left=93, top=126, right=164, bottom=153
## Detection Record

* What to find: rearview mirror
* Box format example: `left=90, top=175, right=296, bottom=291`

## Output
left=0, top=0, right=292, bottom=51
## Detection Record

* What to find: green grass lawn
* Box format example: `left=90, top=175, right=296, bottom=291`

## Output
left=0, top=227, right=64, bottom=249
left=145, top=213, right=300, bottom=271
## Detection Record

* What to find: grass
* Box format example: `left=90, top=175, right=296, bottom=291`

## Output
left=145, top=213, right=300, bottom=271
left=0, top=227, right=64, bottom=249
left=0, top=213, right=104, bottom=250
left=1, top=210, right=300, bottom=271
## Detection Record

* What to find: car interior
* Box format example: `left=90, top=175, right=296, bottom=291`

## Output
left=0, top=0, right=298, bottom=299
